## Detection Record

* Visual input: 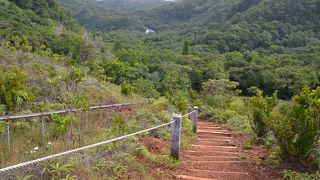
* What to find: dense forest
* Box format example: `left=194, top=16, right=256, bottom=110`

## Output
left=58, top=0, right=320, bottom=99
left=0, top=0, right=319, bottom=179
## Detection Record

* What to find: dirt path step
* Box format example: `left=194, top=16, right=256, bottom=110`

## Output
left=182, top=155, right=240, bottom=161
left=175, top=174, right=217, bottom=180
left=171, top=120, right=282, bottom=180
left=181, top=161, right=251, bottom=172
left=198, top=131, right=232, bottom=137
left=197, top=126, right=221, bottom=129
left=175, top=169, right=252, bottom=180
left=173, top=121, right=252, bottom=180
left=188, top=147, right=238, bottom=153
left=184, top=150, right=240, bottom=157
left=191, top=145, right=238, bottom=149
left=193, top=141, right=236, bottom=146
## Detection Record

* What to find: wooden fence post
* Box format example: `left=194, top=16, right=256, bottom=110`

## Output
left=69, top=110, right=74, bottom=148
left=5, top=120, right=10, bottom=153
left=78, top=111, right=82, bottom=147
left=188, top=106, right=192, bottom=119
left=69, top=110, right=73, bottom=135
left=85, top=111, right=89, bottom=132
left=40, top=114, right=45, bottom=143
left=192, top=106, right=199, bottom=133
left=170, top=113, right=182, bottom=160
left=99, top=105, right=102, bottom=121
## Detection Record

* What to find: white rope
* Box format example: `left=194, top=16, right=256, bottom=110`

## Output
left=0, top=102, right=144, bottom=121
left=182, top=110, right=195, bottom=118
left=0, top=121, right=174, bottom=173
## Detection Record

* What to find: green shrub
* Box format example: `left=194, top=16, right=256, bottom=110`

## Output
left=130, top=108, right=170, bottom=138
left=173, top=91, right=189, bottom=114
left=0, top=66, right=33, bottom=112
left=249, top=90, right=278, bottom=137
left=132, top=78, right=160, bottom=98
left=283, top=170, right=320, bottom=180
left=50, top=114, right=71, bottom=138
left=267, top=87, right=320, bottom=165
left=120, top=81, right=133, bottom=96
left=111, top=114, right=128, bottom=136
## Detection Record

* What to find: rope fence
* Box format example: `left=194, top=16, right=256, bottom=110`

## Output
left=0, top=102, right=144, bottom=155
left=0, top=102, right=142, bottom=121
left=0, top=121, right=174, bottom=173
left=0, top=105, right=199, bottom=174
left=182, top=110, right=195, bottom=118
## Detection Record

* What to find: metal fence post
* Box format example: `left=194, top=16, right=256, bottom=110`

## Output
left=5, top=119, right=10, bottom=153
left=192, top=106, right=199, bottom=133
left=170, top=113, right=182, bottom=160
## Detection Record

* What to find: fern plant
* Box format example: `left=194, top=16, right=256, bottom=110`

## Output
left=42, top=162, right=75, bottom=180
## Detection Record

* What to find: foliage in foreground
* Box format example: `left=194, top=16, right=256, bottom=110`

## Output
left=249, top=87, right=320, bottom=168
left=267, top=87, right=320, bottom=166
left=200, top=78, right=320, bottom=170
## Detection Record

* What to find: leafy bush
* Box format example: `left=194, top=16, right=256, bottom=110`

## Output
left=130, top=108, right=170, bottom=139
left=0, top=66, right=33, bottom=113
left=249, top=90, right=278, bottom=137
left=120, top=81, right=133, bottom=96
left=110, top=114, right=128, bottom=136
left=172, top=91, right=188, bottom=114
left=50, top=114, right=71, bottom=138
left=267, top=87, right=320, bottom=165
left=132, top=78, right=160, bottom=98
left=202, top=79, right=240, bottom=109
left=283, top=170, right=320, bottom=180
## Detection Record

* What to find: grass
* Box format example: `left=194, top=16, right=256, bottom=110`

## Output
left=0, top=106, right=137, bottom=169
left=1, top=97, right=198, bottom=179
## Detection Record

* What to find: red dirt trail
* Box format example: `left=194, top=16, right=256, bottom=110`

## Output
left=173, top=121, right=281, bottom=180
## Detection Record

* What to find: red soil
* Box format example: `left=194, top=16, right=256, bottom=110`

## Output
left=140, top=137, right=167, bottom=154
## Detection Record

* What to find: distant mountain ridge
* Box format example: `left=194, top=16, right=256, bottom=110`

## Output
left=59, top=0, right=320, bottom=52
left=59, top=0, right=178, bottom=31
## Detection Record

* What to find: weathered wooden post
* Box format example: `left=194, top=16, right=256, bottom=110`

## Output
left=85, top=111, right=89, bottom=132
left=40, top=114, right=45, bottom=143
left=78, top=110, right=82, bottom=146
left=99, top=105, right=102, bottom=121
left=69, top=109, right=74, bottom=148
left=5, top=119, right=10, bottom=153
left=171, top=113, right=182, bottom=160
left=188, top=106, right=192, bottom=119
left=192, top=106, right=199, bottom=133
left=69, top=110, right=73, bottom=135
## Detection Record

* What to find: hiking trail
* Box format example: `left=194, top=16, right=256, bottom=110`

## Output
left=173, top=120, right=280, bottom=180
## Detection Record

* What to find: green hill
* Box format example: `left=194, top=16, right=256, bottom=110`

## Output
left=59, top=0, right=175, bottom=31
left=141, top=0, right=320, bottom=52
left=59, top=0, right=320, bottom=51
left=0, top=0, right=98, bottom=61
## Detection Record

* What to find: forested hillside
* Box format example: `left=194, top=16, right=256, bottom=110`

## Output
left=58, top=0, right=320, bottom=99
left=60, top=0, right=320, bottom=52
left=59, top=0, right=174, bottom=31
left=0, top=0, right=132, bottom=116
left=0, top=0, right=83, bottom=54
